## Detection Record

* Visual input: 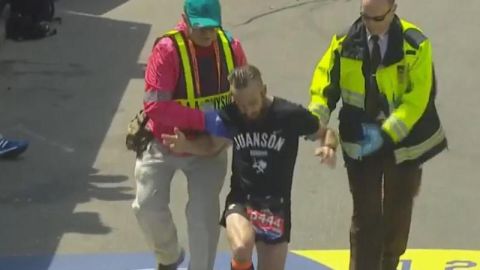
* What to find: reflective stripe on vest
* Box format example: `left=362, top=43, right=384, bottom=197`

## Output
left=217, top=30, right=235, bottom=75
left=340, top=140, right=362, bottom=160
left=383, top=115, right=409, bottom=142
left=341, top=88, right=365, bottom=109
left=394, top=126, right=446, bottom=164
left=165, top=29, right=235, bottom=109
left=144, top=91, right=173, bottom=102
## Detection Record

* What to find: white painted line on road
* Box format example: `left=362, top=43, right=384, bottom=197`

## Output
left=63, top=10, right=102, bottom=18
left=10, top=124, right=75, bottom=153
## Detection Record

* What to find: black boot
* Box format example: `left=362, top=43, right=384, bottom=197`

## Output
left=158, top=249, right=185, bottom=270
left=382, top=257, right=399, bottom=270
left=157, top=263, right=177, bottom=270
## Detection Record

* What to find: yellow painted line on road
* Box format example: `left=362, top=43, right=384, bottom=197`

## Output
left=293, top=249, right=480, bottom=270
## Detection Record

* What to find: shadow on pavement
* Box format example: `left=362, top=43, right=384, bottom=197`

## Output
left=0, top=0, right=150, bottom=269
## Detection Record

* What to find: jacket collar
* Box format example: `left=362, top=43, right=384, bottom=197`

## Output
left=341, top=16, right=404, bottom=67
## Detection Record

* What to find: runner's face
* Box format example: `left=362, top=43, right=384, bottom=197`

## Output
left=232, top=83, right=267, bottom=122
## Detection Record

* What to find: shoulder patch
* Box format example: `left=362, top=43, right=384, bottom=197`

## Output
left=404, top=28, right=428, bottom=49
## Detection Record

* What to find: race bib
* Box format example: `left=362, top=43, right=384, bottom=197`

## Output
left=246, top=204, right=285, bottom=241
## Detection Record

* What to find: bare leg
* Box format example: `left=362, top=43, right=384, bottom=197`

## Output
left=226, top=212, right=256, bottom=269
left=256, top=241, right=288, bottom=270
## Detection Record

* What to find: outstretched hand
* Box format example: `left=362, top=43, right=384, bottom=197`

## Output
left=161, top=127, right=188, bottom=153
left=315, top=146, right=337, bottom=168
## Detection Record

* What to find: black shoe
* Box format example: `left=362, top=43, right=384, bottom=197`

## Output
left=157, top=264, right=176, bottom=270
left=382, top=257, right=399, bottom=270
left=157, top=249, right=185, bottom=270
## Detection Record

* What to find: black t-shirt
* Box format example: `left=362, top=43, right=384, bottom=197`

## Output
left=219, top=97, right=319, bottom=199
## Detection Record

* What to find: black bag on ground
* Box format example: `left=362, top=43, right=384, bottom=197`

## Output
left=5, top=0, right=60, bottom=41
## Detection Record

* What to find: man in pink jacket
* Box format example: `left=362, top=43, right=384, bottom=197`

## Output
left=132, top=0, right=247, bottom=269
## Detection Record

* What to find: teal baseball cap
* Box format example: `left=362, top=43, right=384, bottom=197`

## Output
left=184, top=0, right=222, bottom=28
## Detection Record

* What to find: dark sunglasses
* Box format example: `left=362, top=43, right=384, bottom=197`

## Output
left=360, top=6, right=392, bottom=22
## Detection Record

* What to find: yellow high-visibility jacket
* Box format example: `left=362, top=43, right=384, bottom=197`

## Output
left=309, top=17, right=447, bottom=164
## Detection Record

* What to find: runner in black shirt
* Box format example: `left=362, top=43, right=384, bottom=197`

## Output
left=162, top=65, right=337, bottom=270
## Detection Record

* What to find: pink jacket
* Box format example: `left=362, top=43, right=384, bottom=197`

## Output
left=144, top=19, right=247, bottom=142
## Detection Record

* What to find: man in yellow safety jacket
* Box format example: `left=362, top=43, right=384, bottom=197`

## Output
left=308, top=0, right=447, bottom=269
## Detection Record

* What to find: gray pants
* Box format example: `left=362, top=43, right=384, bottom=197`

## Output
left=132, top=140, right=227, bottom=270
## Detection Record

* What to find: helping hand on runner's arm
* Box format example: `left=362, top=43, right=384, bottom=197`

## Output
left=161, top=127, right=230, bottom=156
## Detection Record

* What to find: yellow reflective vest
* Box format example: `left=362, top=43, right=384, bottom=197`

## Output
left=308, top=17, right=447, bottom=164
left=163, top=29, right=235, bottom=110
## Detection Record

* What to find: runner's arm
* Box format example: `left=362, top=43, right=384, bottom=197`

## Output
left=183, top=135, right=231, bottom=156
left=161, top=128, right=231, bottom=156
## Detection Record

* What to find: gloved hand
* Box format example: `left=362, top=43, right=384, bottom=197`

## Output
left=204, top=110, right=231, bottom=139
left=359, top=123, right=384, bottom=157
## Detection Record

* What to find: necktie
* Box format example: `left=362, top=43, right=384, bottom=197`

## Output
left=370, top=35, right=381, bottom=72
left=366, top=35, right=382, bottom=119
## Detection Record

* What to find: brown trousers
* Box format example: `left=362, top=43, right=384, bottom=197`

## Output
left=346, top=154, right=422, bottom=270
